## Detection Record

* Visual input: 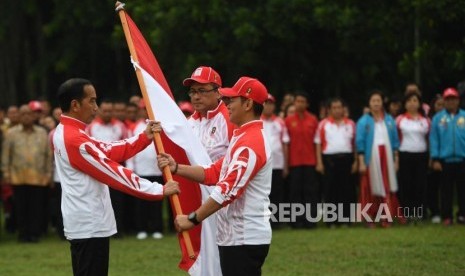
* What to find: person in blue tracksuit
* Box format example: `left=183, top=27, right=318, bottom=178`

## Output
left=430, top=87, right=465, bottom=226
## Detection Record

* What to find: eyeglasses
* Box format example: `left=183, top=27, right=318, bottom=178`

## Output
left=188, top=87, right=218, bottom=97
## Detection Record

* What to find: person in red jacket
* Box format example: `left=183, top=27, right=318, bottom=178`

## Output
left=285, top=91, right=319, bottom=228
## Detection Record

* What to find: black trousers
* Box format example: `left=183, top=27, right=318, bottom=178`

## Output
left=135, top=176, right=164, bottom=233
left=269, top=169, right=283, bottom=227
left=70, top=237, right=110, bottom=276
left=218, top=244, right=270, bottom=276
left=440, top=161, right=465, bottom=220
left=426, top=170, right=441, bottom=217
left=398, top=152, right=428, bottom=211
left=13, top=185, right=47, bottom=241
left=51, top=182, right=65, bottom=239
left=322, top=154, right=355, bottom=224
left=288, top=166, right=318, bottom=228
left=109, top=188, right=125, bottom=235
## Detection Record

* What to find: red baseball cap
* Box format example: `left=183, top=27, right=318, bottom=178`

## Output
left=443, top=87, right=459, bottom=98
left=28, top=100, right=43, bottom=111
left=182, top=66, right=222, bottom=87
left=178, top=101, right=194, bottom=114
left=219, top=77, right=268, bottom=104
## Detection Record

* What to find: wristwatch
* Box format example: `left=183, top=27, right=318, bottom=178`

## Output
left=188, top=211, right=200, bottom=225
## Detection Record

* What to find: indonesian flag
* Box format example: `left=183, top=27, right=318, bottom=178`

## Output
left=121, top=11, right=222, bottom=276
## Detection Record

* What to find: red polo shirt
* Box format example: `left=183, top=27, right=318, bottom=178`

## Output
left=285, top=111, right=318, bottom=166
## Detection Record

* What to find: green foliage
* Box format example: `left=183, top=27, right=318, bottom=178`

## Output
left=1, top=0, right=465, bottom=114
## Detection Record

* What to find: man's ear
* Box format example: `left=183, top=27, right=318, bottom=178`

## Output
left=245, top=98, right=253, bottom=111
left=70, top=99, right=80, bottom=112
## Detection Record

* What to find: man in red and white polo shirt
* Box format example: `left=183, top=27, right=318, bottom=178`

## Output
left=87, top=99, right=127, bottom=141
left=87, top=99, right=128, bottom=236
left=53, top=78, right=179, bottom=275
left=159, top=77, right=272, bottom=276
left=184, top=66, right=235, bottom=161
left=315, top=98, right=357, bottom=226
left=285, top=91, right=319, bottom=229
left=261, top=93, right=289, bottom=228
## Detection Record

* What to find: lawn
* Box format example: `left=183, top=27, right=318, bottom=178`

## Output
left=0, top=224, right=464, bottom=275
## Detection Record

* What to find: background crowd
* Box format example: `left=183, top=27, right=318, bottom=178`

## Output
left=0, top=79, right=464, bottom=243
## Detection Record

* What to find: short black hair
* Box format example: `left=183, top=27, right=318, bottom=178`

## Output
left=402, top=92, right=425, bottom=116
left=367, top=89, right=385, bottom=103
left=326, top=97, right=345, bottom=109
left=294, top=90, right=310, bottom=102
left=57, top=78, right=92, bottom=112
left=239, top=97, right=264, bottom=117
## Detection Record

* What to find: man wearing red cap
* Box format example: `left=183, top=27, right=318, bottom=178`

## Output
left=28, top=100, right=44, bottom=126
left=159, top=77, right=272, bottom=275
left=183, top=66, right=235, bottom=162
left=430, top=87, right=465, bottom=225
left=2, top=104, right=52, bottom=243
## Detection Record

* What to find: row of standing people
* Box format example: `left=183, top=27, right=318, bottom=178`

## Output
left=357, top=87, right=465, bottom=226
left=270, top=85, right=465, bottom=228
left=1, top=79, right=463, bottom=244
left=0, top=98, right=187, bottom=242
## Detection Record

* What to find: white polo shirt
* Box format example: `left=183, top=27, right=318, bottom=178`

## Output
left=86, top=117, right=127, bottom=142
left=314, top=117, right=355, bottom=154
left=125, top=119, right=162, bottom=176
left=396, top=113, right=430, bottom=153
left=188, top=101, right=235, bottom=162
left=261, top=114, right=290, bottom=169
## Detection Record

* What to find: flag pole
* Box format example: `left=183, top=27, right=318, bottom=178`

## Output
left=115, top=1, right=195, bottom=259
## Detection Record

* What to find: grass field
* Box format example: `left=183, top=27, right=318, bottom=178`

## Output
left=0, top=223, right=464, bottom=276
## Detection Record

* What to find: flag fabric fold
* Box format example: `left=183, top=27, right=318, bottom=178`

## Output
left=123, top=11, right=222, bottom=276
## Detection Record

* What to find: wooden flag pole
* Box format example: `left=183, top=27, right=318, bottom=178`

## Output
left=115, top=1, right=195, bottom=259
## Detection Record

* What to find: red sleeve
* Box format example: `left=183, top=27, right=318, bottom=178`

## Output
left=203, top=157, right=225, bottom=185
left=89, top=132, right=152, bottom=163
left=209, top=146, right=263, bottom=206
left=67, top=133, right=164, bottom=201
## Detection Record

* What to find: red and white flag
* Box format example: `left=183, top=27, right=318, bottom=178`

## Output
left=121, top=11, right=221, bottom=276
